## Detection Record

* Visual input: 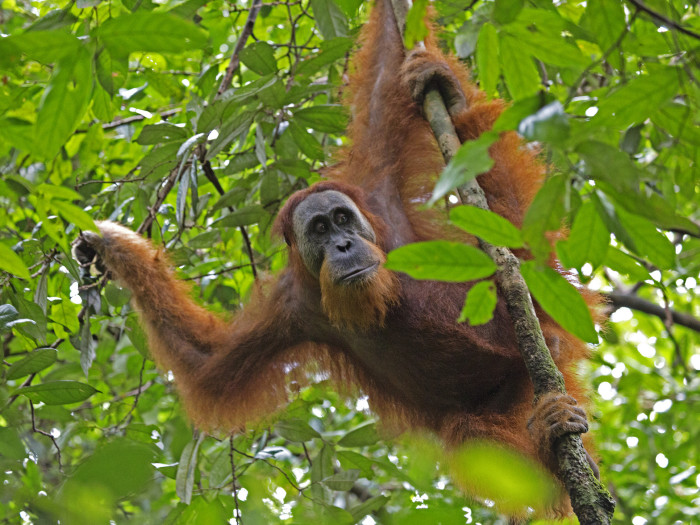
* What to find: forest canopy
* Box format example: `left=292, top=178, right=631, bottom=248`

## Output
left=0, top=0, right=699, bottom=523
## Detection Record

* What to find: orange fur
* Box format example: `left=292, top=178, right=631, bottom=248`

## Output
left=80, top=0, right=601, bottom=517
left=320, top=243, right=400, bottom=330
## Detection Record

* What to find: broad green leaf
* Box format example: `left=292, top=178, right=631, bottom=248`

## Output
left=581, top=0, right=625, bottom=68
left=240, top=41, right=277, bottom=75
left=349, top=496, right=390, bottom=523
left=616, top=207, right=676, bottom=269
left=53, top=201, right=97, bottom=232
left=520, top=261, right=598, bottom=343
left=214, top=205, right=267, bottom=228
left=206, top=110, right=256, bottom=160
left=404, top=0, right=429, bottom=49
left=503, top=24, right=588, bottom=68
left=0, top=428, right=25, bottom=460
left=494, top=0, right=523, bottom=24
left=293, top=105, right=348, bottom=133
left=276, top=419, right=322, bottom=442
left=310, top=0, right=348, bottom=39
left=0, top=304, right=19, bottom=330
left=99, top=12, right=208, bottom=54
left=493, top=93, right=556, bottom=133
left=95, top=47, right=127, bottom=96
left=271, top=159, right=312, bottom=179
left=522, top=174, right=567, bottom=260
left=176, top=434, right=203, bottom=504
left=476, top=23, right=499, bottom=98
left=322, top=470, right=360, bottom=491
left=595, top=68, right=680, bottom=129
left=296, top=37, right=353, bottom=76
left=7, top=348, right=57, bottom=380
left=310, top=445, right=335, bottom=501
left=0, top=243, right=31, bottom=280
left=62, top=440, right=156, bottom=505
left=459, top=280, right=497, bottom=325
left=577, top=141, right=699, bottom=235
left=451, top=441, right=558, bottom=516
left=518, top=101, right=570, bottom=146
left=556, top=201, right=609, bottom=270
left=337, top=422, right=379, bottom=447
left=36, top=183, right=82, bottom=201
left=16, top=380, right=98, bottom=405
left=450, top=205, right=523, bottom=248
left=211, top=187, right=247, bottom=211
left=386, top=241, right=497, bottom=282
left=429, top=131, right=497, bottom=205
left=604, top=247, right=650, bottom=281
left=10, top=30, right=81, bottom=62
left=288, top=121, right=325, bottom=160
left=499, top=34, right=540, bottom=100
left=136, top=123, right=189, bottom=145
left=35, top=48, right=92, bottom=159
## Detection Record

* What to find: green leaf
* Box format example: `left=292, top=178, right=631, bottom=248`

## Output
left=476, top=23, right=499, bottom=97
left=518, top=101, right=570, bottom=146
left=310, top=0, right=348, bottom=40
left=616, top=207, right=676, bottom=269
left=581, top=0, right=625, bottom=68
left=337, top=422, right=379, bottom=447
left=499, top=34, right=540, bottom=100
left=95, top=47, right=127, bottom=96
left=322, top=470, right=360, bottom=491
left=176, top=434, right=204, bottom=505
left=604, top=248, right=650, bottom=281
left=10, top=30, right=81, bottom=63
left=0, top=428, right=26, bottom=460
left=6, top=348, right=58, bottom=380
left=52, top=201, right=97, bottom=232
left=240, top=41, right=277, bottom=75
left=35, top=48, right=92, bottom=159
left=404, top=0, right=429, bottom=49
left=458, top=281, right=497, bottom=325
left=520, top=261, right=598, bottom=343
left=503, top=24, right=588, bottom=69
left=16, top=380, right=98, bottom=405
left=0, top=243, right=31, bottom=280
left=293, top=105, right=348, bottom=133
left=595, top=68, right=680, bottom=129
left=450, top=205, right=523, bottom=248
left=99, top=12, right=208, bottom=54
left=522, top=174, right=567, bottom=260
left=386, top=241, right=497, bottom=282
left=349, top=496, right=390, bottom=523
left=136, top=123, right=189, bottom=145
left=556, top=201, right=609, bottom=269
left=429, top=131, right=497, bottom=205
left=296, top=37, right=353, bottom=76
left=276, top=419, right=322, bottom=442
left=0, top=304, right=20, bottom=330
left=288, top=121, right=325, bottom=160
left=214, top=205, right=267, bottom=228
left=494, top=0, right=523, bottom=25
left=493, top=93, right=556, bottom=133
left=451, top=441, right=558, bottom=516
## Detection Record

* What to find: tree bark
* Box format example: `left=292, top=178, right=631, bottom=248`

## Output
left=391, top=2, right=615, bottom=523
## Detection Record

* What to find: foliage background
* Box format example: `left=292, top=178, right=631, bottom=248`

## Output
left=0, top=0, right=698, bottom=523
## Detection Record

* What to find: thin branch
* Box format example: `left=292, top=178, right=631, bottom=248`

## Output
left=217, top=0, right=264, bottom=96
left=626, top=0, right=700, bottom=41
left=229, top=436, right=243, bottom=525
left=606, top=290, right=700, bottom=333
left=136, top=159, right=187, bottom=235
left=30, top=401, right=63, bottom=473
left=391, top=1, right=614, bottom=523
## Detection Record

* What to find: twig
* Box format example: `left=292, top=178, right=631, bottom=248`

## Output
left=626, top=0, right=700, bottom=41
left=390, top=1, right=614, bottom=523
left=136, top=160, right=187, bottom=235
left=217, top=0, right=264, bottom=96
left=605, top=290, right=700, bottom=333
left=30, top=401, right=64, bottom=473
left=229, top=436, right=243, bottom=525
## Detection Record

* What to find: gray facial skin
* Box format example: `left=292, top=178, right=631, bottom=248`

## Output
left=292, top=190, right=380, bottom=284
